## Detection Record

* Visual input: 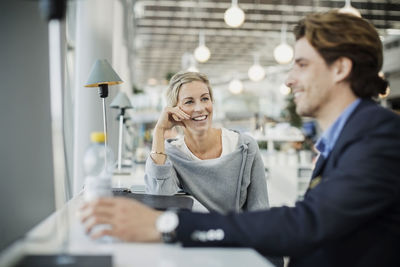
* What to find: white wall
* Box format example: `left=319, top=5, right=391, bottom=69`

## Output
left=0, top=0, right=55, bottom=251
left=72, top=0, right=134, bottom=195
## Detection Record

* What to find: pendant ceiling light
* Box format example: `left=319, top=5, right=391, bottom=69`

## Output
left=194, top=32, right=211, bottom=63
left=378, top=71, right=390, bottom=99
left=339, top=0, right=361, bottom=17
left=248, top=54, right=265, bottom=82
left=273, top=24, right=294, bottom=65
left=224, top=0, right=245, bottom=28
left=182, top=52, right=199, bottom=72
left=187, top=65, right=199, bottom=72
left=279, top=84, right=291, bottom=95
left=229, top=78, right=244, bottom=94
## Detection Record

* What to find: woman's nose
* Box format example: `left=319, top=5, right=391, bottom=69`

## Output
left=193, top=101, right=206, bottom=112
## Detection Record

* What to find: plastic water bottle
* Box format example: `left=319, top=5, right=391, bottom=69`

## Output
left=83, top=132, right=115, bottom=202
left=82, top=132, right=117, bottom=242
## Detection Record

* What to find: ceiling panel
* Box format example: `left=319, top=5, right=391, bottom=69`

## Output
left=130, top=0, right=400, bottom=86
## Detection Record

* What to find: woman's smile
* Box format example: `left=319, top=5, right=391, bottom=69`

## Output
left=192, top=115, right=208, bottom=121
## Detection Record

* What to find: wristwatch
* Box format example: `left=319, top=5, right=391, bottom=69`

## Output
left=156, top=210, right=179, bottom=243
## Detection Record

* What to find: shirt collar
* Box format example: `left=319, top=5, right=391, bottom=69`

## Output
left=315, top=98, right=361, bottom=159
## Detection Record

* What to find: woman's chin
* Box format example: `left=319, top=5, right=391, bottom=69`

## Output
left=186, top=122, right=210, bottom=133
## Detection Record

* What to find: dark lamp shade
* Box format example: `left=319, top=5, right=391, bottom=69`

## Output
left=85, top=59, right=123, bottom=87
left=110, top=92, right=133, bottom=109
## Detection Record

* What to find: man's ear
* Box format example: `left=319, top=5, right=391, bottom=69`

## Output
left=333, top=57, right=352, bottom=83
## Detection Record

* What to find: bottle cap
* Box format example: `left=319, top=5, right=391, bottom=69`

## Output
left=90, top=132, right=106, bottom=143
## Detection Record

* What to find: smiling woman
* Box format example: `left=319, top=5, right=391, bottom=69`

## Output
left=144, top=71, right=269, bottom=214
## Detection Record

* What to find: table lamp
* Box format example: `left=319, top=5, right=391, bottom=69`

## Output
left=110, top=92, right=133, bottom=173
left=85, top=59, right=123, bottom=169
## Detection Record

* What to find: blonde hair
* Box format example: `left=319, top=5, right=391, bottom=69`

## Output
left=165, top=71, right=213, bottom=107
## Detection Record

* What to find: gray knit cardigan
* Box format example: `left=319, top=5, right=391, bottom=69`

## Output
left=144, top=133, right=269, bottom=214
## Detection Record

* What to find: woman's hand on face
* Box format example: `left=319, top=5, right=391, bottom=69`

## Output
left=79, top=197, right=163, bottom=242
left=156, top=106, right=190, bottom=131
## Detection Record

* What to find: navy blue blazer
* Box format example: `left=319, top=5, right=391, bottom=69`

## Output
left=176, top=99, right=400, bottom=267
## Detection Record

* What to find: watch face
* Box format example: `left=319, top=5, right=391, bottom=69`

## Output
left=156, top=211, right=179, bottom=233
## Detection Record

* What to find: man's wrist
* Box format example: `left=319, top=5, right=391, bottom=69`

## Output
left=156, top=210, right=179, bottom=243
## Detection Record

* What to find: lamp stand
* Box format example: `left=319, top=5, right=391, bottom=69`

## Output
left=117, top=112, right=124, bottom=172
left=85, top=59, right=123, bottom=176
left=99, top=84, right=109, bottom=172
left=114, top=108, right=130, bottom=176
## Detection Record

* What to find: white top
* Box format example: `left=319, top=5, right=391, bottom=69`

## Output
left=170, top=128, right=239, bottom=161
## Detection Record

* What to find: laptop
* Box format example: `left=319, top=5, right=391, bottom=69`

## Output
left=113, top=189, right=194, bottom=211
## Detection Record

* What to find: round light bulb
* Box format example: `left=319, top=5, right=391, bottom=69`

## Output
left=229, top=79, right=244, bottom=94
left=187, top=66, right=199, bottom=72
left=339, top=5, right=361, bottom=17
left=378, top=71, right=390, bottom=98
left=379, top=87, right=391, bottom=99
left=248, top=64, right=265, bottom=82
left=273, top=43, right=294, bottom=64
left=279, top=84, right=291, bottom=95
left=194, top=45, right=211, bottom=63
left=224, top=5, right=245, bottom=28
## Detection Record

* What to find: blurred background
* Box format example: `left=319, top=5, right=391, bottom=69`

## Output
left=1, top=0, right=399, bottom=253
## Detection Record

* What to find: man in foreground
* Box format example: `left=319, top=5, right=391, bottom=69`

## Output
left=80, top=11, right=400, bottom=267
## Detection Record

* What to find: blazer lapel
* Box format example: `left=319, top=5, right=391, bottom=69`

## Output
left=325, top=99, right=374, bottom=167
left=311, top=154, right=326, bottom=179
left=305, top=155, right=326, bottom=191
left=307, top=100, right=374, bottom=192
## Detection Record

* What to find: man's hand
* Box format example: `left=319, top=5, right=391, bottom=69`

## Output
left=79, top=197, right=163, bottom=242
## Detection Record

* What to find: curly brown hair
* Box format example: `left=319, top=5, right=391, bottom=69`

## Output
left=293, top=10, right=388, bottom=98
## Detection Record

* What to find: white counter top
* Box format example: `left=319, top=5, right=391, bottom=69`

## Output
left=0, top=174, right=273, bottom=267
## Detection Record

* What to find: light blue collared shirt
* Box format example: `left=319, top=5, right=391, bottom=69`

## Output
left=315, top=98, right=361, bottom=159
